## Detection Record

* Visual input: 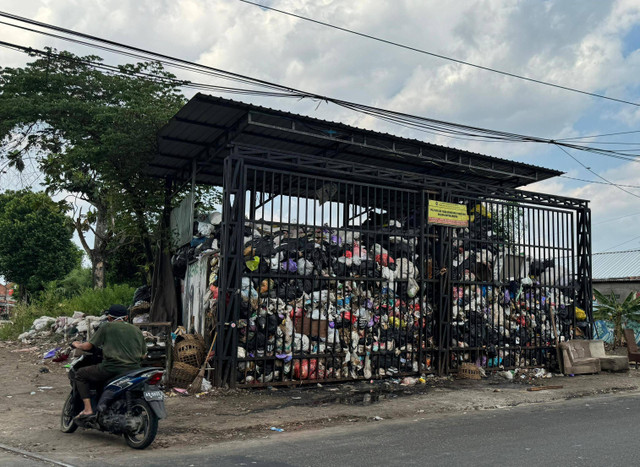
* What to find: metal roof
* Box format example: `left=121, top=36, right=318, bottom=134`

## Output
left=592, top=249, right=640, bottom=281
left=150, top=93, right=563, bottom=188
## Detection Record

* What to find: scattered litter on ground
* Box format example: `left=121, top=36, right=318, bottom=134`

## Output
left=12, top=346, right=38, bottom=353
left=527, top=385, right=563, bottom=392
left=43, top=347, right=61, bottom=359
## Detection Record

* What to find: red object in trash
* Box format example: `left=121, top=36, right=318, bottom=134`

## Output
left=375, top=254, right=394, bottom=267
left=342, top=311, right=357, bottom=324
left=293, top=359, right=310, bottom=379
left=52, top=351, right=69, bottom=363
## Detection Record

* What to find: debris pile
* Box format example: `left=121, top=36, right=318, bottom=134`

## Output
left=18, top=312, right=105, bottom=343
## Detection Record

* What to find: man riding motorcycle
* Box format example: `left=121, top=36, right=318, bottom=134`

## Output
left=71, top=304, right=146, bottom=420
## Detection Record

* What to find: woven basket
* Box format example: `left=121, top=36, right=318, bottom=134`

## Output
left=169, top=362, right=200, bottom=388
left=458, top=363, right=482, bottom=380
left=173, top=333, right=206, bottom=367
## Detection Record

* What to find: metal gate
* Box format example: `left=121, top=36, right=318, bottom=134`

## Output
left=435, top=191, right=587, bottom=374
left=215, top=153, right=438, bottom=387
left=213, top=150, right=592, bottom=387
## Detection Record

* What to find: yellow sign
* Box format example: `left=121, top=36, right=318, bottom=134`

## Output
left=428, top=201, right=469, bottom=227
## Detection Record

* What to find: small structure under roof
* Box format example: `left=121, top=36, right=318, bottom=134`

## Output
left=150, top=93, right=563, bottom=188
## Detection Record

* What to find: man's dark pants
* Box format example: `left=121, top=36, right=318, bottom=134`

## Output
left=73, top=365, right=118, bottom=399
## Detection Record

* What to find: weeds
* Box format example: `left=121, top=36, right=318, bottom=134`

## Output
left=0, top=284, right=136, bottom=340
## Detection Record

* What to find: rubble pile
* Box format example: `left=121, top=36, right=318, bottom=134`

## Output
left=18, top=312, right=105, bottom=343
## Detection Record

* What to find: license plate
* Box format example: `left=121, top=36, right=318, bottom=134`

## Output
left=144, top=390, right=164, bottom=401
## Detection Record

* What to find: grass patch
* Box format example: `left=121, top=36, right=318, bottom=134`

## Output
left=0, top=284, right=136, bottom=340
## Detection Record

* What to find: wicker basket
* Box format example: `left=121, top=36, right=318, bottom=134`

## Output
left=169, top=362, right=200, bottom=388
left=458, top=363, right=482, bottom=380
left=173, top=333, right=206, bottom=367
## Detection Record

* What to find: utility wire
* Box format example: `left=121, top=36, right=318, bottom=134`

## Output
left=555, top=145, right=640, bottom=199
left=1, top=14, right=640, bottom=167
left=596, top=234, right=640, bottom=253
left=593, top=211, right=640, bottom=226
left=240, top=0, right=640, bottom=108
left=556, top=130, right=640, bottom=141
left=559, top=175, right=640, bottom=189
left=0, top=40, right=302, bottom=99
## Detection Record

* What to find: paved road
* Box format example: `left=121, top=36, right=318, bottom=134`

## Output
left=59, top=393, right=640, bottom=466
left=0, top=446, right=58, bottom=467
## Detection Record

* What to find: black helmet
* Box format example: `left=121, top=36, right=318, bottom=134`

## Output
left=103, top=304, right=129, bottom=319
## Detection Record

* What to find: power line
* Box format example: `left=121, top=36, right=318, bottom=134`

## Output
left=1, top=13, right=640, bottom=165
left=0, top=40, right=301, bottom=99
left=594, top=211, right=640, bottom=226
left=559, top=175, right=640, bottom=189
left=556, top=130, right=640, bottom=141
left=596, top=234, right=640, bottom=253
left=555, top=145, right=640, bottom=199
left=239, top=0, right=640, bottom=108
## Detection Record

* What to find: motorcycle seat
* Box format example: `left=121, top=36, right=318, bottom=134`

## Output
left=105, top=367, right=154, bottom=386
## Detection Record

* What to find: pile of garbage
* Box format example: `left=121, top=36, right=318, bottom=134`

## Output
left=173, top=203, right=585, bottom=385
left=18, top=312, right=105, bottom=343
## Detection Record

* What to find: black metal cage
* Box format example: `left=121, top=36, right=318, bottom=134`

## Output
left=151, top=95, right=592, bottom=389
left=210, top=146, right=592, bottom=388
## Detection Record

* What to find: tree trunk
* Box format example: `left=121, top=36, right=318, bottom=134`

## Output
left=133, top=205, right=154, bottom=284
left=74, top=200, right=109, bottom=289
left=92, top=205, right=108, bottom=289
left=614, top=313, right=623, bottom=349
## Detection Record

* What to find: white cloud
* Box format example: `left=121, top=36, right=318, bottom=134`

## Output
left=528, top=161, right=640, bottom=252
left=1, top=0, right=640, bottom=252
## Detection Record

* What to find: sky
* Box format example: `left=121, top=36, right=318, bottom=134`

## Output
left=0, top=0, right=639, bottom=256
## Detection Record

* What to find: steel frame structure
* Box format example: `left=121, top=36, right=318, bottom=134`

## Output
left=211, top=146, right=592, bottom=388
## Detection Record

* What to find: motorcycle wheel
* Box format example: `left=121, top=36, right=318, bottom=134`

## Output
left=123, top=399, right=158, bottom=449
left=60, top=392, right=79, bottom=433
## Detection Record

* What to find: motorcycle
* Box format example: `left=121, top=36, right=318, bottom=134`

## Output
left=60, top=346, right=166, bottom=449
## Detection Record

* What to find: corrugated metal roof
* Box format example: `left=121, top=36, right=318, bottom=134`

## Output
left=592, top=249, right=640, bottom=280
left=149, top=94, right=565, bottom=189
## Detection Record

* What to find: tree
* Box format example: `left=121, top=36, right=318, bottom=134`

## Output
left=0, top=49, right=186, bottom=287
left=593, top=289, right=640, bottom=348
left=0, top=190, right=81, bottom=300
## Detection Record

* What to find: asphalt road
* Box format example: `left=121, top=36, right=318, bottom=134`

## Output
left=0, top=446, right=60, bottom=467
left=60, top=393, right=640, bottom=467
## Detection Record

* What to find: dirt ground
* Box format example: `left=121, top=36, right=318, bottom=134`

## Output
left=1, top=338, right=639, bottom=463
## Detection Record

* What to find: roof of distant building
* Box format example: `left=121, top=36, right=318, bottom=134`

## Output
left=592, top=250, right=640, bottom=281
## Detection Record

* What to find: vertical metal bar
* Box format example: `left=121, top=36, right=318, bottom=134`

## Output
left=578, top=207, right=593, bottom=338
left=436, top=190, right=452, bottom=376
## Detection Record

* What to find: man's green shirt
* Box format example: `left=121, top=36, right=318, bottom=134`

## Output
left=89, top=321, right=146, bottom=374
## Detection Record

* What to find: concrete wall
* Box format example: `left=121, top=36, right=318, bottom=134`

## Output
left=592, top=281, right=640, bottom=300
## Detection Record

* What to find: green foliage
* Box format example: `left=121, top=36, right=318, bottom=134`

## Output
left=40, top=266, right=93, bottom=298
left=0, top=49, right=186, bottom=286
left=0, top=283, right=136, bottom=340
left=194, top=186, right=223, bottom=212
left=64, top=284, right=136, bottom=313
left=106, top=242, right=148, bottom=287
left=0, top=190, right=81, bottom=297
left=594, top=289, right=640, bottom=348
left=487, top=202, right=525, bottom=250
left=0, top=302, right=48, bottom=340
